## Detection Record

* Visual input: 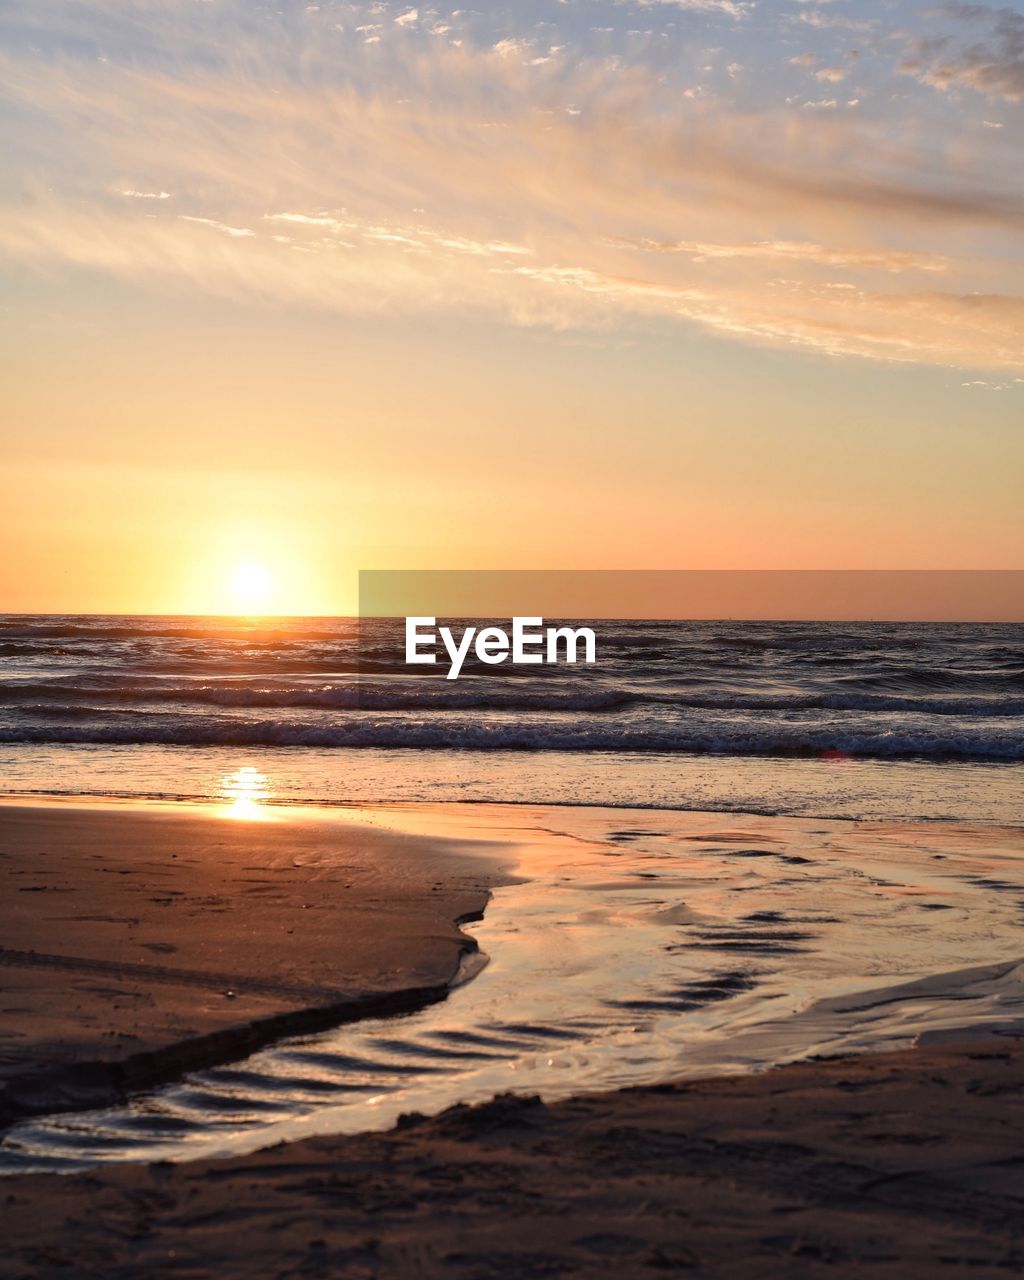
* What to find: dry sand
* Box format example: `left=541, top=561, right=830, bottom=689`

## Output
left=2, top=1036, right=1022, bottom=1278
left=0, top=801, right=507, bottom=1125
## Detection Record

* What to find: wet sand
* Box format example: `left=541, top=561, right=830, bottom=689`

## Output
left=0, top=801, right=507, bottom=1126
left=3, top=799, right=1024, bottom=1275
left=3, top=1034, right=1023, bottom=1278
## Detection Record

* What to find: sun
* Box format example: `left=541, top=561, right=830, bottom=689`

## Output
left=228, top=561, right=273, bottom=613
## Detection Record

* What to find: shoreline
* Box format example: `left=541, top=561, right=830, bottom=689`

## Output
left=5, top=778, right=1024, bottom=827
left=3, top=796, right=1024, bottom=1271
left=3, top=798, right=1023, bottom=1164
left=0, top=800, right=511, bottom=1129
left=5, top=743, right=1022, bottom=827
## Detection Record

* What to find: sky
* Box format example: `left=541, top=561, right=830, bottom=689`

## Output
left=1, top=0, right=1022, bottom=614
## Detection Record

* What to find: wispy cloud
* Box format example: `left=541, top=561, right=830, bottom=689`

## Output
left=0, top=0, right=1021, bottom=372
left=900, top=5, right=1024, bottom=101
left=634, top=0, right=753, bottom=15
left=611, top=238, right=951, bottom=273
left=179, top=215, right=255, bottom=238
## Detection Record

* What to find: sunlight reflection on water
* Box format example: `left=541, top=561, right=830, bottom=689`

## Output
left=219, top=765, right=274, bottom=821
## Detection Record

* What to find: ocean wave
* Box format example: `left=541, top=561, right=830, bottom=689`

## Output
left=2, top=717, right=1022, bottom=759
left=0, top=618, right=354, bottom=642
left=0, top=682, right=638, bottom=713
left=3, top=617, right=1022, bottom=765
left=835, top=668, right=1024, bottom=693
left=3, top=680, right=1024, bottom=717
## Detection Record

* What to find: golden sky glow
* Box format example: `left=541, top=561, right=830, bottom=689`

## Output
left=1, top=0, right=1021, bottom=614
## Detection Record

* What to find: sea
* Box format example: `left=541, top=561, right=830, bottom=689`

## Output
left=0, top=614, right=1021, bottom=822
left=2, top=614, right=1023, bottom=1170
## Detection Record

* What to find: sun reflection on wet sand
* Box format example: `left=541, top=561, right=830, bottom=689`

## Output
left=2, top=806, right=1023, bottom=1171
left=220, top=766, right=274, bottom=821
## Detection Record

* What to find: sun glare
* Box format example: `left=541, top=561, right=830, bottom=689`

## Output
left=229, top=561, right=273, bottom=613
left=220, top=765, right=273, bottom=821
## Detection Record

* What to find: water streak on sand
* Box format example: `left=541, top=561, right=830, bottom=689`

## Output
left=3, top=807, right=1022, bottom=1172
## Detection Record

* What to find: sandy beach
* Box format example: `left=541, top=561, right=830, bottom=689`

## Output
left=1, top=796, right=1023, bottom=1275
left=0, top=801, right=507, bottom=1127
left=3, top=1035, right=1023, bottom=1277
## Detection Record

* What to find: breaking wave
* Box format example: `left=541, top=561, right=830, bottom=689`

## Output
left=1, top=615, right=1021, bottom=763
